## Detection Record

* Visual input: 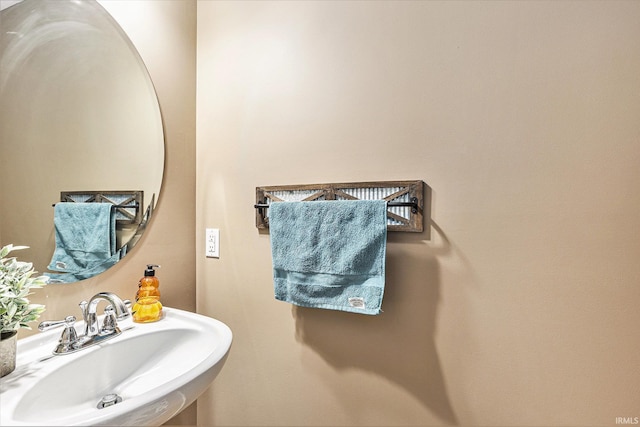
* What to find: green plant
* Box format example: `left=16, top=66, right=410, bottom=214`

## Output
left=0, top=244, right=48, bottom=333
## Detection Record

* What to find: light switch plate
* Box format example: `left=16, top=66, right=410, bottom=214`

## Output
left=205, top=228, right=219, bottom=258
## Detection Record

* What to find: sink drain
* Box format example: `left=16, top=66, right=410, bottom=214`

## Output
left=97, top=393, right=122, bottom=409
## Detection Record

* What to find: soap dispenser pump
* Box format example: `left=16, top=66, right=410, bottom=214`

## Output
left=132, top=264, right=163, bottom=323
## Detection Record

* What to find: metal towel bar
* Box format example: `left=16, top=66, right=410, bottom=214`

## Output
left=254, top=198, right=419, bottom=214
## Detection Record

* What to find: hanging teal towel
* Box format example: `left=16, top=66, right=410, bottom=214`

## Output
left=47, top=203, right=117, bottom=275
left=269, top=200, right=387, bottom=315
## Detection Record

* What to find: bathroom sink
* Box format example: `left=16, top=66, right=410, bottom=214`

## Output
left=0, top=307, right=232, bottom=426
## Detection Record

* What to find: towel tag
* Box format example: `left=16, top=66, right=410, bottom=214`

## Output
left=348, top=297, right=365, bottom=310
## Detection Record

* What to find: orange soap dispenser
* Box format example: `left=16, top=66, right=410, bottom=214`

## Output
left=132, top=264, right=163, bottom=323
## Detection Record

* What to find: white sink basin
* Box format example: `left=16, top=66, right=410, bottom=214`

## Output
left=0, top=307, right=232, bottom=426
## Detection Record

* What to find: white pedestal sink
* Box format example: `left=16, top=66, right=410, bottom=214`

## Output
left=0, top=307, right=232, bottom=426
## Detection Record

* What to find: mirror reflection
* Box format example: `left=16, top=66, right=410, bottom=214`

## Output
left=0, top=0, right=164, bottom=283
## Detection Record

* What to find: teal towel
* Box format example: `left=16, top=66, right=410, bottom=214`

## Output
left=269, top=200, right=387, bottom=315
left=47, top=203, right=117, bottom=274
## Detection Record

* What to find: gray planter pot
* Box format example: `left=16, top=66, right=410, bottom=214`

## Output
left=0, top=330, right=18, bottom=377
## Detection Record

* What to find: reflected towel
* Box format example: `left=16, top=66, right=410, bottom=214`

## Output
left=45, top=251, right=122, bottom=283
left=47, top=203, right=117, bottom=274
left=269, top=200, right=387, bottom=315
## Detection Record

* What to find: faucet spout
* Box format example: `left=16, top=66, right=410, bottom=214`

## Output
left=84, top=292, right=131, bottom=337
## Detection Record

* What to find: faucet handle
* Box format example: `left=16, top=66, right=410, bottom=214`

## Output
left=101, top=306, right=118, bottom=333
left=39, top=316, right=79, bottom=350
left=38, top=315, right=76, bottom=332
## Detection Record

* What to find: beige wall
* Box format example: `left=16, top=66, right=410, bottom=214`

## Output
left=9, top=0, right=197, bottom=425
left=196, top=2, right=640, bottom=426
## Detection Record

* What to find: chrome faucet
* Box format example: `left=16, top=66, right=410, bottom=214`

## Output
left=38, top=292, right=132, bottom=355
left=81, top=292, right=131, bottom=338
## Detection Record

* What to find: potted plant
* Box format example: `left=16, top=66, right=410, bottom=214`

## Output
left=0, top=244, right=48, bottom=377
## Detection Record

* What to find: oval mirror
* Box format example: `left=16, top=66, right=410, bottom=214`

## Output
left=0, top=0, right=164, bottom=283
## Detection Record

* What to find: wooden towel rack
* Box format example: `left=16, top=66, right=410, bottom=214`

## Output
left=255, top=180, right=425, bottom=232
left=54, top=190, right=144, bottom=225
